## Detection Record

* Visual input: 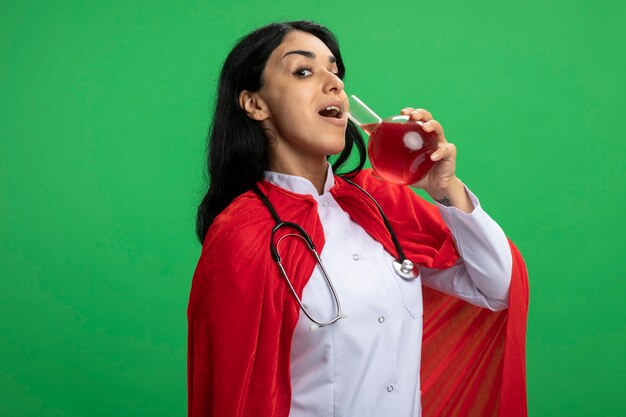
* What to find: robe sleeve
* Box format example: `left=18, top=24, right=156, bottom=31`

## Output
left=421, top=185, right=513, bottom=311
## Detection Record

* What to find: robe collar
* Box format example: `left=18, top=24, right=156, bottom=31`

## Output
left=263, top=163, right=336, bottom=198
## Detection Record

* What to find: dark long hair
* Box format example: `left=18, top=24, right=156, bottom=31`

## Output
left=196, top=21, right=366, bottom=243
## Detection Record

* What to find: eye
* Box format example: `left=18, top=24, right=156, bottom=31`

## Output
left=293, top=65, right=313, bottom=78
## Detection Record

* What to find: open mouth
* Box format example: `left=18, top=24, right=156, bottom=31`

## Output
left=318, top=105, right=343, bottom=119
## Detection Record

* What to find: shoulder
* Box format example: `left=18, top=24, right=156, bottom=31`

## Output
left=335, top=169, right=445, bottom=227
left=189, top=190, right=274, bottom=313
left=342, top=169, right=431, bottom=208
left=201, top=190, right=271, bottom=256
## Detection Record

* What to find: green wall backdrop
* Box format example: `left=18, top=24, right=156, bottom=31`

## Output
left=1, top=1, right=624, bottom=416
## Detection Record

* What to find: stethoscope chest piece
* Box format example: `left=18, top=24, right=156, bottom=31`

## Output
left=393, top=259, right=419, bottom=280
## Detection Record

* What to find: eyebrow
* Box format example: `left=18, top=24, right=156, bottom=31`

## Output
left=282, top=50, right=337, bottom=63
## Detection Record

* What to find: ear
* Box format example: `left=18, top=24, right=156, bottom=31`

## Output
left=239, top=90, right=270, bottom=121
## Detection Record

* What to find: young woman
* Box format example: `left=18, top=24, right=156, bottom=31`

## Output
left=188, top=21, right=529, bottom=417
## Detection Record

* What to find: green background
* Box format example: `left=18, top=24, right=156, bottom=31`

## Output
left=1, top=1, right=624, bottom=416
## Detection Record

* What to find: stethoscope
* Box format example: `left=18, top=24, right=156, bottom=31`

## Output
left=253, top=177, right=418, bottom=330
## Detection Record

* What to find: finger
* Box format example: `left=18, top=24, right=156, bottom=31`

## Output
left=422, top=119, right=444, bottom=137
left=400, top=107, right=415, bottom=115
left=408, top=108, right=432, bottom=121
left=431, top=142, right=456, bottom=161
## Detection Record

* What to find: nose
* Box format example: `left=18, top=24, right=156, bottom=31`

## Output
left=323, top=71, right=344, bottom=94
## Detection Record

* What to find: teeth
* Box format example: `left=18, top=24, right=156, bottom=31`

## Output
left=319, top=104, right=343, bottom=119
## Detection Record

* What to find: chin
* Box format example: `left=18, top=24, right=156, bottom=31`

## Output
left=327, top=136, right=346, bottom=155
left=324, top=147, right=345, bottom=159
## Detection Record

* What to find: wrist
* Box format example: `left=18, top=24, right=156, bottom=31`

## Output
left=425, top=177, right=474, bottom=213
left=423, top=176, right=463, bottom=199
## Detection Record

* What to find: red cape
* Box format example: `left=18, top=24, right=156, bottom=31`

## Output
left=188, top=169, right=529, bottom=416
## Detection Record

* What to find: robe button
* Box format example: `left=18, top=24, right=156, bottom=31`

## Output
left=378, top=316, right=385, bottom=323
left=322, top=200, right=330, bottom=207
left=353, top=254, right=359, bottom=261
left=387, top=385, right=394, bottom=392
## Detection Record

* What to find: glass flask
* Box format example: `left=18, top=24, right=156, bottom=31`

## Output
left=342, top=95, right=438, bottom=185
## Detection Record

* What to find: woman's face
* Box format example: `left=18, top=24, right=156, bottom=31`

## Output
left=240, top=30, right=348, bottom=172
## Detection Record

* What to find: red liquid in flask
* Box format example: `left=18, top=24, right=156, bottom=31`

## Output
left=361, top=121, right=438, bottom=185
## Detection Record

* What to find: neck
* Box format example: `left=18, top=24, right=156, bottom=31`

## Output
left=268, top=156, right=329, bottom=195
